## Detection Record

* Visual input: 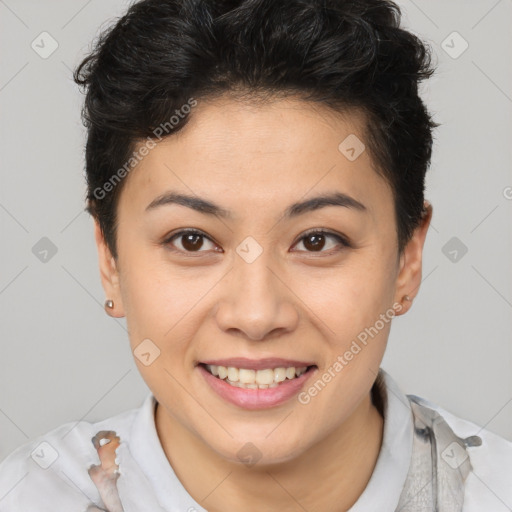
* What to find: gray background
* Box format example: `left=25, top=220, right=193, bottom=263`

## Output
left=0, top=0, right=511, bottom=462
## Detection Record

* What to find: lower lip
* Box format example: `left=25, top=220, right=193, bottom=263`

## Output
left=198, top=364, right=317, bottom=410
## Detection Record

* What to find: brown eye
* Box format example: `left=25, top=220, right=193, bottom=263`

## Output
left=181, top=233, right=205, bottom=251
left=165, top=229, right=218, bottom=253
left=302, top=233, right=327, bottom=251
left=293, top=230, right=349, bottom=253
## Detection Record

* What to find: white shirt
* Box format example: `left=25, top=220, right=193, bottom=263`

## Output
left=1, top=369, right=511, bottom=511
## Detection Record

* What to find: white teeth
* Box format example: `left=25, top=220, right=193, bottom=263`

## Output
left=239, top=368, right=256, bottom=384
left=205, top=364, right=310, bottom=388
left=227, top=367, right=238, bottom=381
left=256, top=368, right=275, bottom=385
left=274, top=367, right=287, bottom=382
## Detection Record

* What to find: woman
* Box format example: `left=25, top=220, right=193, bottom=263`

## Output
left=0, top=0, right=510, bottom=510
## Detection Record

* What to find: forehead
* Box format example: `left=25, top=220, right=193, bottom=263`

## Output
left=165, top=95, right=369, bottom=163
left=119, top=95, right=392, bottom=219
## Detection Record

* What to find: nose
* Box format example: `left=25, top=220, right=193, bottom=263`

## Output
left=214, top=251, right=300, bottom=341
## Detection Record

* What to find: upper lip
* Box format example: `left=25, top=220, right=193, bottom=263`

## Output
left=198, top=357, right=317, bottom=370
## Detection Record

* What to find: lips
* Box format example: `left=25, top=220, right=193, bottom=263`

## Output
left=198, top=357, right=317, bottom=371
left=198, top=363, right=318, bottom=409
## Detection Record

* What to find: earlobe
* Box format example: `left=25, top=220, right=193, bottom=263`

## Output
left=93, top=220, right=125, bottom=318
left=393, top=200, right=433, bottom=315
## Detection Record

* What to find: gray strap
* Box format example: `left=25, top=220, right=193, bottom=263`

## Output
left=395, top=396, right=479, bottom=511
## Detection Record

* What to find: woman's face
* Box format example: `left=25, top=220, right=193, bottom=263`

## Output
left=95, top=96, right=429, bottom=465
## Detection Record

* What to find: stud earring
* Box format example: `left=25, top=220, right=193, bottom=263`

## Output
left=401, top=295, right=412, bottom=303
left=105, top=299, right=114, bottom=310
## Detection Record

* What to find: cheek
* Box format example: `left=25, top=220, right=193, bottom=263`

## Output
left=297, top=259, right=396, bottom=426
left=118, top=244, right=216, bottom=352
left=293, top=251, right=397, bottom=344
left=117, top=242, right=174, bottom=344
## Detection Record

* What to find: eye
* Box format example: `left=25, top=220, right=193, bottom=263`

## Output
left=164, top=229, right=220, bottom=254
left=292, top=229, right=350, bottom=254
left=163, top=228, right=350, bottom=255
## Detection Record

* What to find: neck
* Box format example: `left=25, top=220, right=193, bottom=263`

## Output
left=155, top=392, right=384, bottom=512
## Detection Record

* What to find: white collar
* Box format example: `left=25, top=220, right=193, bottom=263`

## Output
left=129, top=368, right=413, bottom=512
left=347, top=369, right=413, bottom=511
left=129, top=392, right=207, bottom=512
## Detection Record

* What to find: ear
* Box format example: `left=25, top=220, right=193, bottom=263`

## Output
left=393, top=200, right=433, bottom=315
left=93, top=219, right=125, bottom=318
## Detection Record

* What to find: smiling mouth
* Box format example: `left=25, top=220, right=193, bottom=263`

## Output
left=199, top=363, right=317, bottom=390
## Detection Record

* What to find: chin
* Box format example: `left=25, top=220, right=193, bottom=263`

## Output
left=204, top=431, right=309, bottom=468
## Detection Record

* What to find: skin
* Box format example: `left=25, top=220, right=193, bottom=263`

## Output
left=94, top=95, right=432, bottom=512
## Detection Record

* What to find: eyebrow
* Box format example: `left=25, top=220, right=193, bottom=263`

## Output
left=145, top=191, right=367, bottom=218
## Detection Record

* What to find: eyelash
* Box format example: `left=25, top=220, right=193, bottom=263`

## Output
left=162, top=228, right=351, bottom=256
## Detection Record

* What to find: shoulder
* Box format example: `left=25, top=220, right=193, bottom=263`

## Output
left=409, top=394, right=512, bottom=511
left=0, top=403, right=140, bottom=511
